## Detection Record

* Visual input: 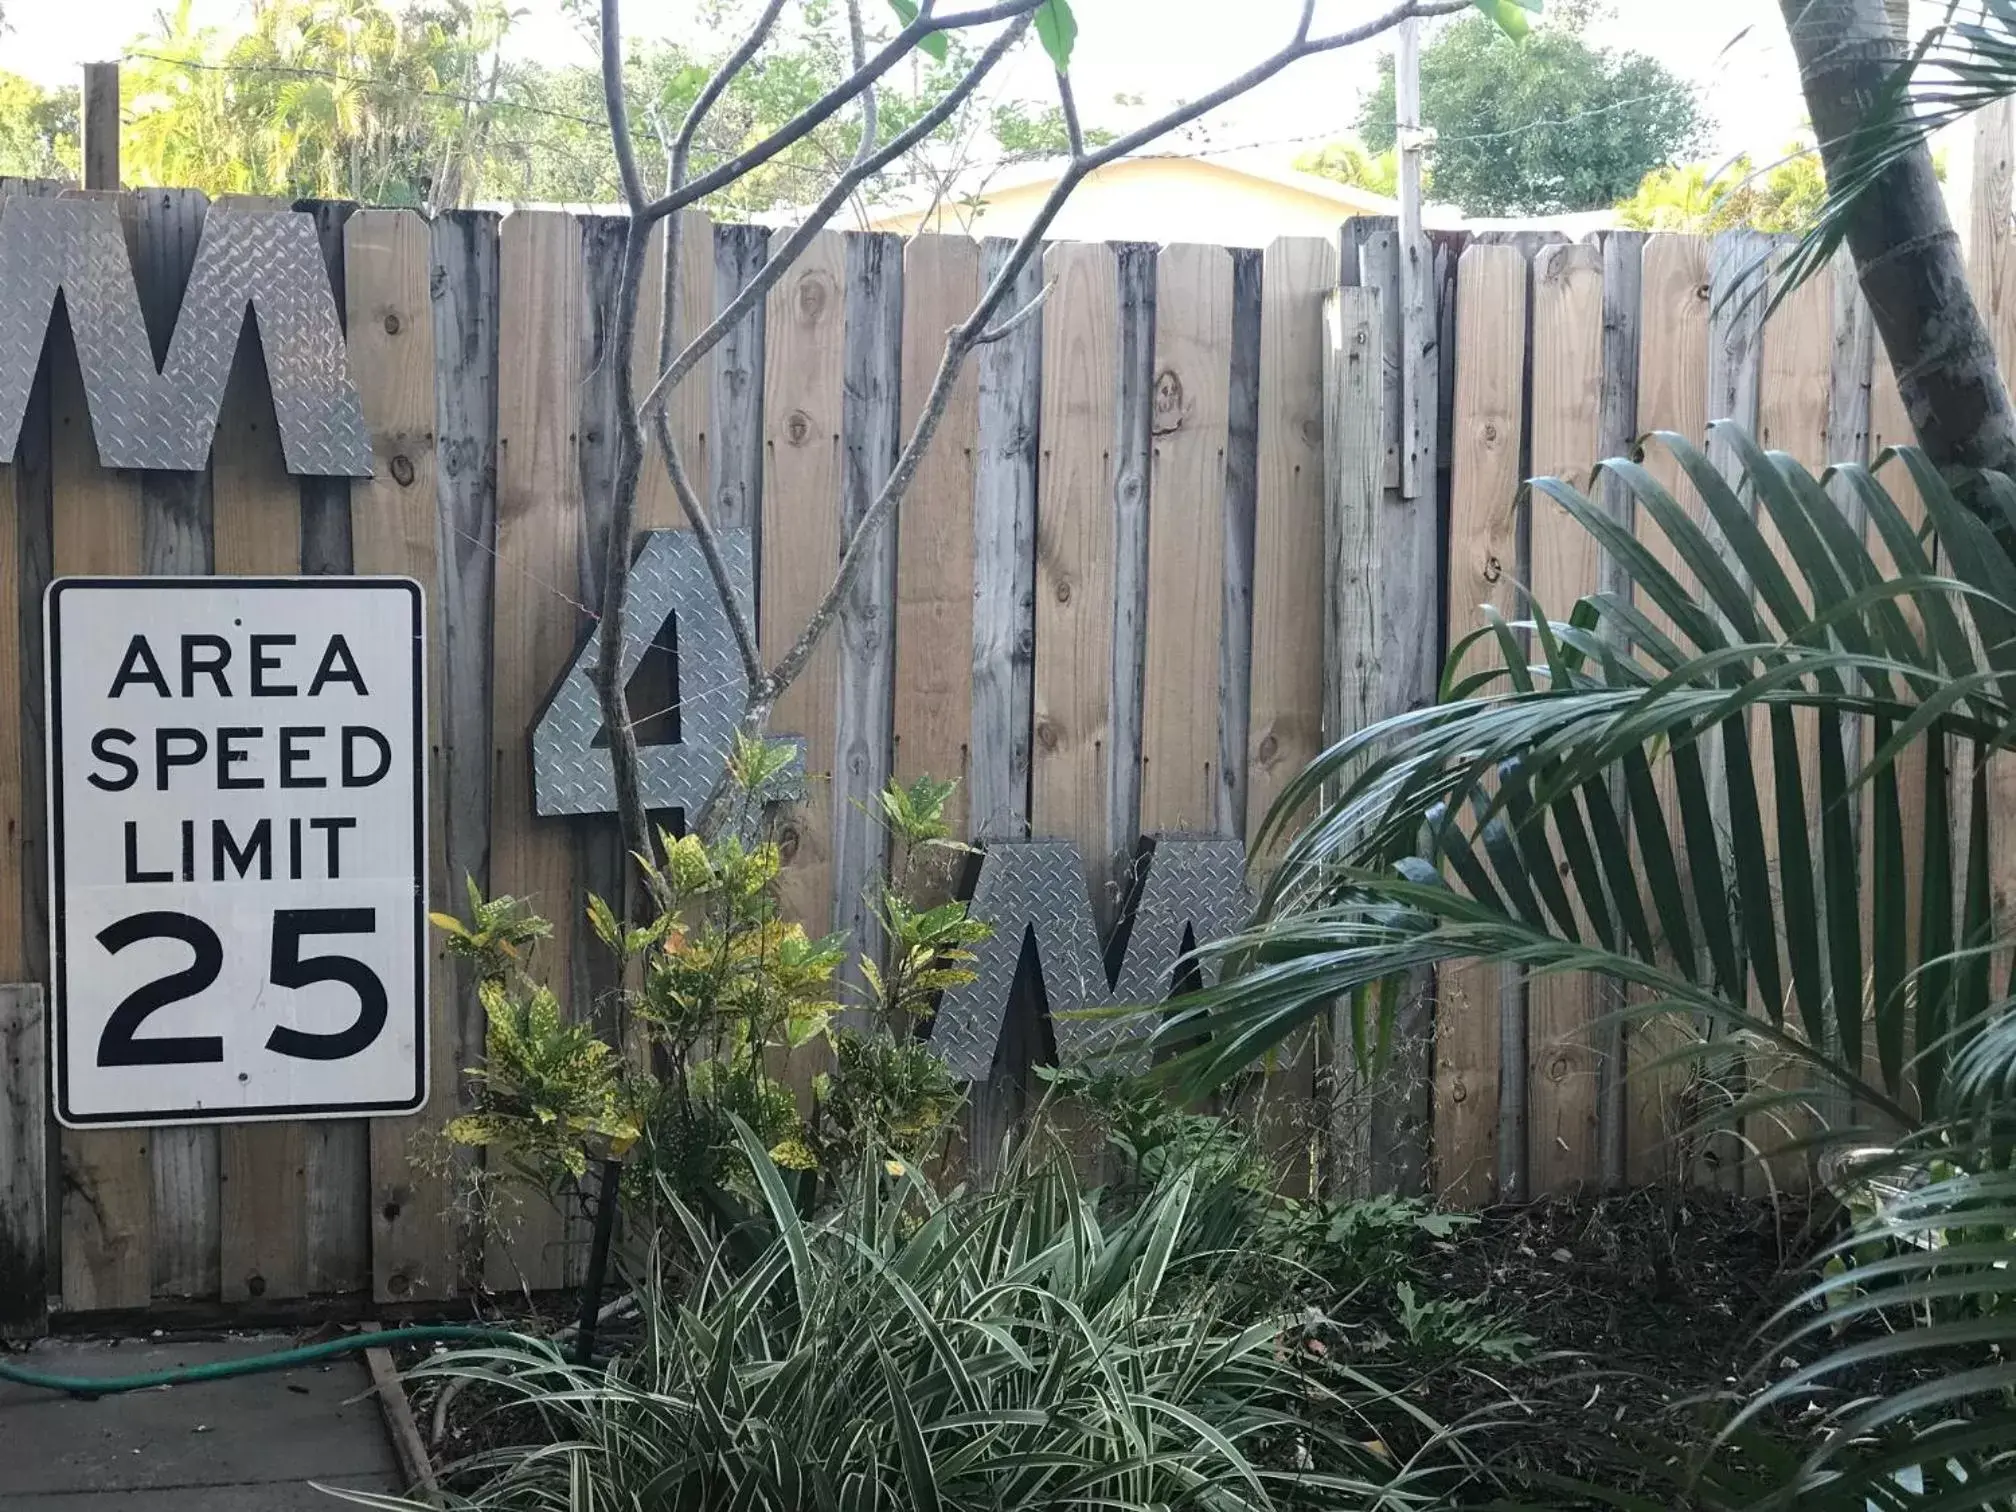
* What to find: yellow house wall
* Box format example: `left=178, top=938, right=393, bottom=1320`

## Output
left=870, top=157, right=1384, bottom=246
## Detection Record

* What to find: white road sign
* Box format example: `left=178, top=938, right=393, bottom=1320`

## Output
left=47, top=578, right=428, bottom=1128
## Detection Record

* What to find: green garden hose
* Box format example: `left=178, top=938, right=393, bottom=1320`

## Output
left=0, top=1325, right=529, bottom=1400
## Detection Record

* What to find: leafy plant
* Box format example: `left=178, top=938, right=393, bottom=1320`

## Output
left=342, top=1126, right=1475, bottom=1512
left=1165, top=430, right=2016, bottom=1502
left=1392, top=1279, right=1534, bottom=1364
left=1042, top=1061, right=1270, bottom=1200
left=1263, top=1192, right=1476, bottom=1292
left=438, top=766, right=986, bottom=1225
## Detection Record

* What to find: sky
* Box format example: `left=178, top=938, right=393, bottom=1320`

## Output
left=0, top=0, right=1847, bottom=167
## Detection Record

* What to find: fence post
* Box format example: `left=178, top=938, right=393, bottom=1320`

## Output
left=81, top=63, right=120, bottom=191
left=1321, top=283, right=1384, bottom=1194
left=0, top=985, right=48, bottom=1337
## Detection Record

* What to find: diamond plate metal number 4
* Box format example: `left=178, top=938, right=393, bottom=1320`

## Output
left=532, top=528, right=803, bottom=817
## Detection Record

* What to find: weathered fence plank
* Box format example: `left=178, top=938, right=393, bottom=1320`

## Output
left=1965, top=108, right=2016, bottom=1062
left=1107, top=243, right=1156, bottom=912
left=1867, top=351, right=1933, bottom=1128
left=1246, top=237, right=1335, bottom=852
left=0, top=985, right=45, bottom=1335
left=714, top=223, right=768, bottom=546
left=1346, top=218, right=1442, bottom=1196
left=299, top=197, right=372, bottom=1298
left=212, top=195, right=313, bottom=1306
left=1219, top=249, right=1263, bottom=841
left=762, top=230, right=848, bottom=940
left=1246, top=237, right=1334, bottom=1190
left=1628, top=234, right=1711, bottom=1187
left=132, top=186, right=222, bottom=1304
left=1439, top=242, right=1528, bottom=1208
left=1322, top=284, right=1385, bottom=1192
left=1701, top=230, right=1770, bottom=1196
left=1034, top=241, right=1121, bottom=921
left=894, top=235, right=982, bottom=834
left=833, top=233, right=904, bottom=995
left=7, top=186, right=57, bottom=1322
left=965, top=236, right=1043, bottom=1169
left=1, top=190, right=52, bottom=1329
left=1140, top=243, right=1231, bottom=836
left=349, top=209, right=459, bottom=1304
left=487, top=210, right=587, bottom=1294
left=573, top=214, right=631, bottom=1055
left=1526, top=240, right=1605, bottom=1194
left=970, top=237, right=1042, bottom=847
left=53, top=193, right=153, bottom=1313
left=1753, top=251, right=1834, bottom=1189
left=430, top=210, right=501, bottom=1296
left=1595, top=229, right=1644, bottom=1188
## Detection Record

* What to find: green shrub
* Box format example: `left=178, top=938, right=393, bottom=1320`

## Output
left=344, top=1126, right=1474, bottom=1512
left=435, top=762, right=987, bottom=1230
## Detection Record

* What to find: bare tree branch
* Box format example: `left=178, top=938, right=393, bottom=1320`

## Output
left=1055, top=70, right=1085, bottom=158
left=974, top=278, right=1053, bottom=344
left=761, top=0, right=1469, bottom=704
left=599, top=0, right=648, bottom=211
left=640, top=0, right=1047, bottom=222
left=634, top=14, right=1030, bottom=432
left=592, top=0, right=1471, bottom=861
left=672, top=0, right=791, bottom=178
left=845, top=0, right=879, bottom=171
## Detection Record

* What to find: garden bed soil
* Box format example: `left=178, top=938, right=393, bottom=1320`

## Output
left=1406, top=1183, right=1956, bottom=1502
left=405, top=1183, right=1944, bottom=1505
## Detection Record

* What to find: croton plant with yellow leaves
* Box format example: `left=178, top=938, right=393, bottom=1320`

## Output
left=431, top=741, right=989, bottom=1216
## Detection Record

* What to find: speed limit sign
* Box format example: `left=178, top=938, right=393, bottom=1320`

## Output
left=46, top=577, right=428, bottom=1128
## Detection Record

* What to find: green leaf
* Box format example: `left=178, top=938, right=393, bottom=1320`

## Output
left=1034, top=0, right=1076, bottom=71
left=1471, top=0, right=1538, bottom=37
left=886, top=0, right=949, bottom=61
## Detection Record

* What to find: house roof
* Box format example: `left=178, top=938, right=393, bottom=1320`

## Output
left=854, top=150, right=1404, bottom=227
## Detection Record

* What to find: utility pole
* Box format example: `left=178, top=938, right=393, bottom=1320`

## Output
left=1394, top=16, right=1430, bottom=500
left=81, top=61, right=120, bottom=191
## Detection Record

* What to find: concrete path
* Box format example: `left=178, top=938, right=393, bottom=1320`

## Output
left=0, top=1333, right=404, bottom=1510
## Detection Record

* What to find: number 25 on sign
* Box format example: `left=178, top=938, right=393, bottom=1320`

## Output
left=46, top=578, right=429, bottom=1127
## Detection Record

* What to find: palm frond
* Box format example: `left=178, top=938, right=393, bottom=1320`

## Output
left=1169, top=429, right=2016, bottom=1503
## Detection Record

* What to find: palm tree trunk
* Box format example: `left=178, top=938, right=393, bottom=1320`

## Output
left=1782, top=0, right=2016, bottom=476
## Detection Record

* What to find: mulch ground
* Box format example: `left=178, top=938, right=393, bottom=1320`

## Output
left=406, top=1183, right=1952, bottom=1506
left=1395, top=1182, right=1951, bottom=1504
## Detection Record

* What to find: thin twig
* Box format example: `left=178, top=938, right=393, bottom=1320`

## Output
left=672, top=0, right=791, bottom=175
left=845, top=0, right=879, bottom=171
left=599, top=0, right=647, bottom=211
left=974, top=278, right=1054, bottom=344
left=638, top=0, right=1047, bottom=222
left=1055, top=70, right=1086, bottom=158
left=760, top=0, right=1470, bottom=704
left=633, top=14, right=1030, bottom=428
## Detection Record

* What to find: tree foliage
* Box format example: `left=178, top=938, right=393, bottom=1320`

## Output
left=0, top=70, right=76, bottom=179
left=1295, top=138, right=1401, bottom=198
left=1614, top=145, right=1826, bottom=234
left=1359, top=10, right=1703, bottom=216
left=0, top=0, right=1091, bottom=208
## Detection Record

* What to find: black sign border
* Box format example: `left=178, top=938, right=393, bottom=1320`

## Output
left=47, top=576, right=429, bottom=1126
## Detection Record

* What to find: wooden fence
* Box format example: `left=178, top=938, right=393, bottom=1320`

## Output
left=3, top=111, right=2016, bottom=1321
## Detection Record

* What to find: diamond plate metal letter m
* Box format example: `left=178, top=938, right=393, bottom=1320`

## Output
left=0, top=196, right=371, bottom=475
left=930, top=836, right=1252, bottom=1079
left=532, top=528, right=803, bottom=817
